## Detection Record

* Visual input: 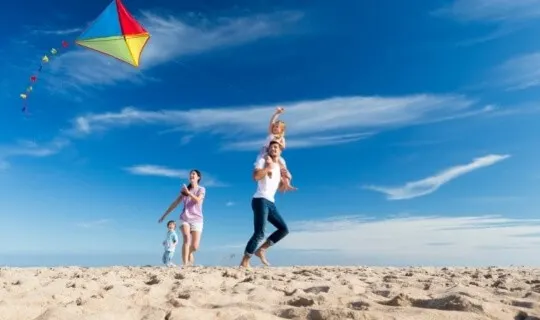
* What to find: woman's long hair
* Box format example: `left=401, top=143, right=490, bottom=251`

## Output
left=183, top=169, right=202, bottom=195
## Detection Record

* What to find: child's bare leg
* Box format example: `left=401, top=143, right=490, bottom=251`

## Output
left=281, top=176, right=291, bottom=188
left=278, top=160, right=295, bottom=192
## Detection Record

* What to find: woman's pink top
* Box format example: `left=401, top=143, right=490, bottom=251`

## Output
left=180, top=186, right=205, bottom=223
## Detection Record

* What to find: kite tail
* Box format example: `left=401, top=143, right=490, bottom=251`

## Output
left=19, top=40, right=70, bottom=114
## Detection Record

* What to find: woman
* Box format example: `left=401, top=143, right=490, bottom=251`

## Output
left=158, top=169, right=206, bottom=266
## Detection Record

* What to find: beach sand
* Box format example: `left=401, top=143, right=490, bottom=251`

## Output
left=0, top=266, right=539, bottom=320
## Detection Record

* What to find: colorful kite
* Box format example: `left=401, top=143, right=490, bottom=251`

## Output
left=75, top=0, right=150, bottom=67
left=19, top=0, right=150, bottom=113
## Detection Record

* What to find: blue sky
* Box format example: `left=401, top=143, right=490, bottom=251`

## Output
left=2, top=0, right=540, bottom=267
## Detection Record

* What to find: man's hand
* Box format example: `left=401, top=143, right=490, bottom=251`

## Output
left=264, top=155, right=274, bottom=168
left=264, top=155, right=275, bottom=177
left=158, top=217, right=164, bottom=223
left=275, top=106, right=284, bottom=114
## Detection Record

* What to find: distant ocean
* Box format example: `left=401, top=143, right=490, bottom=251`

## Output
left=0, top=252, right=240, bottom=268
left=1, top=252, right=522, bottom=268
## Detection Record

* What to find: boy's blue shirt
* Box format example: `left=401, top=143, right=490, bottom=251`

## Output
left=165, top=230, right=178, bottom=251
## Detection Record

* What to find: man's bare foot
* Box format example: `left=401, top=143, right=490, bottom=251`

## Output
left=240, top=255, right=251, bottom=268
left=255, top=248, right=271, bottom=266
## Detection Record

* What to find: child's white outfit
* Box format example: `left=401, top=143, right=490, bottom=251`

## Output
left=162, top=229, right=178, bottom=266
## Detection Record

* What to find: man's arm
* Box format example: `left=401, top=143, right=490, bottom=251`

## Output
left=253, top=167, right=271, bottom=181
left=253, top=156, right=271, bottom=181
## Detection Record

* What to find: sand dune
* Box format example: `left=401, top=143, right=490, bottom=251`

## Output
left=0, top=266, right=539, bottom=320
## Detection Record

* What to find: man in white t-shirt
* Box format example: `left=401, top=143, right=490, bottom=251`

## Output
left=240, top=140, right=296, bottom=268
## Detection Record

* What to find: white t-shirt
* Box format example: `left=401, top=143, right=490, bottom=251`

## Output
left=252, top=155, right=284, bottom=203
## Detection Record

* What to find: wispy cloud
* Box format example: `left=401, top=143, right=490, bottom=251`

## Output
left=45, top=11, right=303, bottom=89
left=68, top=94, right=490, bottom=150
left=280, top=214, right=540, bottom=265
left=32, top=27, right=82, bottom=35
left=225, top=201, right=235, bottom=207
left=491, top=52, right=540, bottom=90
left=433, top=0, right=540, bottom=43
left=76, top=219, right=111, bottom=228
left=364, top=154, right=510, bottom=200
left=435, top=0, right=540, bottom=22
left=222, top=132, right=373, bottom=151
left=465, top=196, right=523, bottom=203
left=124, top=164, right=226, bottom=187
left=0, top=138, right=70, bottom=168
left=125, top=164, right=189, bottom=178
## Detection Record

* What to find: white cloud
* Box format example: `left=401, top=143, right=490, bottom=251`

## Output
left=222, top=132, right=373, bottom=151
left=0, top=138, right=70, bottom=168
left=225, top=201, right=235, bottom=207
left=465, top=196, right=523, bottom=203
left=179, top=135, right=194, bottom=146
left=76, top=219, right=111, bottom=228
left=364, top=154, right=510, bottom=200
left=124, top=164, right=226, bottom=187
left=280, top=214, right=540, bottom=265
left=434, top=0, right=540, bottom=22
left=45, top=11, right=302, bottom=89
left=492, top=52, right=540, bottom=90
left=68, top=94, right=490, bottom=150
left=32, top=27, right=82, bottom=35
left=433, top=0, right=540, bottom=44
left=125, top=164, right=189, bottom=178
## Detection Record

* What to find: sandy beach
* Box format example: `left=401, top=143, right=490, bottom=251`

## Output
left=0, top=266, right=539, bottom=320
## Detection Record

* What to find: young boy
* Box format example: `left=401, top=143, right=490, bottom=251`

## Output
left=162, top=220, right=178, bottom=267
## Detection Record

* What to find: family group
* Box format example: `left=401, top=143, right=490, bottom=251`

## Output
left=157, top=107, right=297, bottom=268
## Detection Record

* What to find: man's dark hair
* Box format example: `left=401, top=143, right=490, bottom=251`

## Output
left=268, top=140, right=283, bottom=149
left=167, top=220, right=176, bottom=227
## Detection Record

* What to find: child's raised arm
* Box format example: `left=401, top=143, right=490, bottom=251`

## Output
left=268, top=107, right=284, bottom=134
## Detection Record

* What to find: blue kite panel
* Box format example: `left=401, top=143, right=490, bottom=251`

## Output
left=77, top=0, right=122, bottom=40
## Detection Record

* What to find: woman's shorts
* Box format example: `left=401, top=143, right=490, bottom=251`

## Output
left=181, top=220, right=203, bottom=232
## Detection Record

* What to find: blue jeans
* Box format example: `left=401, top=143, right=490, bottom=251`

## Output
left=162, top=250, right=174, bottom=265
left=244, top=197, right=289, bottom=256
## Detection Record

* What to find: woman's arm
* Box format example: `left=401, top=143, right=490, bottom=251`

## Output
left=158, top=193, right=184, bottom=222
left=185, top=186, right=205, bottom=204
